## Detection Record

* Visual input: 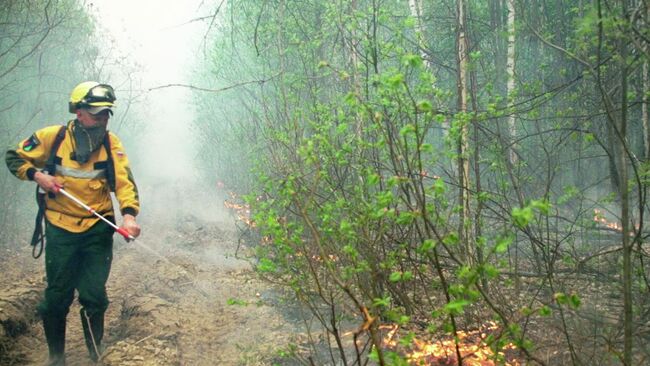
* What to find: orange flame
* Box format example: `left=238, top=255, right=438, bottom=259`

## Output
left=224, top=191, right=256, bottom=227
left=382, top=322, right=520, bottom=365
left=593, top=209, right=639, bottom=234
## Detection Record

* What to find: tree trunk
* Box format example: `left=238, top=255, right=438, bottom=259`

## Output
left=506, top=0, right=517, bottom=165
left=641, top=7, right=650, bottom=160
left=619, top=2, right=631, bottom=363
left=408, top=0, right=425, bottom=52
left=641, top=61, right=650, bottom=160
left=408, top=0, right=450, bottom=135
left=457, top=0, right=472, bottom=264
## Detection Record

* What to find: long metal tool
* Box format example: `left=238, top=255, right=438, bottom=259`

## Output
left=53, top=186, right=213, bottom=300
left=54, top=186, right=135, bottom=240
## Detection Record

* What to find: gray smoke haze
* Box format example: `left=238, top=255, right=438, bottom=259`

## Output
left=93, top=0, right=200, bottom=177
left=91, top=1, right=231, bottom=225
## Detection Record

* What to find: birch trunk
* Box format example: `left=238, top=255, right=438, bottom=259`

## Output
left=408, top=0, right=449, bottom=134
left=456, top=0, right=472, bottom=262
left=641, top=61, right=650, bottom=160
left=506, top=0, right=517, bottom=165
left=349, top=0, right=363, bottom=136
left=641, top=7, right=650, bottom=160
left=619, top=2, right=631, bottom=363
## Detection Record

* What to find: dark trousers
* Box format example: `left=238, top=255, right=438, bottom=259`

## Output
left=37, top=220, right=114, bottom=319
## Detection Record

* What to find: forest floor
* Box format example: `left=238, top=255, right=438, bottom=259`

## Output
left=0, top=182, right=313, bottom=366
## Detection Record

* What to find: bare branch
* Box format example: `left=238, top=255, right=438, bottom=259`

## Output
left=148, top=72, right=281, bottom=93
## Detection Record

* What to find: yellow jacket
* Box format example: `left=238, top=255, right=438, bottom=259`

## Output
left=6, top=121, right=139, bottom=233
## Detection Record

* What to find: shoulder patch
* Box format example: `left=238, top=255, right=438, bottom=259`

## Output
left=22, top=134, right=40, bottom=152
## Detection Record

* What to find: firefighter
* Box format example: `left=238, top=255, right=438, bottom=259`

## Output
left=5, top=81, right=141, bottom=365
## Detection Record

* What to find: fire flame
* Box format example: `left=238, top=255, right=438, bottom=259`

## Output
left=593, top=209, right=641, bottom=234
left=224, top=191, right=255, bottom=227
left=593, top=209, right=621, bottom=231
left=381, top=322, right=520, bottom=365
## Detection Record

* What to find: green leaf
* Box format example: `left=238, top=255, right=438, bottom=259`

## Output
left=389, top=272, right=402, bottom=282
left=417, top=100, right=432, bottom=112
left=376, top=191, right=394, bottom=207
left=558, top=185, right=578, bottom=204
left=443, top=232, right=459, bottom=246
left=388, top=73, right=404, bottom=87
left=419, top=143, right=433, bottom=152
left=418, top=239, right=436, bottom=253
left=554, top=292, right=568, bottom=305
left=478, top=191, right=491, bottom=202
left=368, top=347, right=379, bottom=362
left=512, top=206, right=534, bottom=228
left=482, top=264, right=499, bottom=278
left=336, top=123, right=348, bottom=134
left=569, top=293, right=581, bottom=309
left=373, top=296, right=391, bottom=307
left=495, top=235, right=513, bottom=253
left=432, top=178, right=446, bottom=195
left=227, top=298, right=248, bottom=306
left=402, top=271, right=413, bottom=281
left=538, top=305, right=552, bottom=316
left=257, top=258, right=277, bottom=272
left=396, top=211, right=416, bottom=225
left=343, top=244, right=358, bottom=258
left=531, top=199, right=551, bottom=215
left=399, top=331, right=416, bottom=347
left=367, top=173, right=380, bottom=186
left=399, top=124, right=416, bottom=137
left=444, top=299, right=470, bottom=314
left=340, top=220, right=354, bottom=236
left=402, top=54, right=423, bottom=68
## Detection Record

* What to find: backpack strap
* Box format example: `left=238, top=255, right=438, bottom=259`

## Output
left=45, top=125, right=67, bottom=176
left=30, top=186, right=46, bottom=258
left=44, top=126, right=67, bottom=199
left=103, top=132, right=116, bottom=192
left=31, top=125, right=66, bottom=258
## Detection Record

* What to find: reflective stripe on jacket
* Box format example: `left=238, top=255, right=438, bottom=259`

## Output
left=6, top=121, right=139, bottom=233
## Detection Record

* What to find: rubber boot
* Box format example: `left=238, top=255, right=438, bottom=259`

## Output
left=42, top=316, right=66, bottom=366
left=80, top=309, right=104, bottom=363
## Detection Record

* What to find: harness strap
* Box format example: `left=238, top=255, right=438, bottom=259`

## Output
left=30, top=126, right=66, bottom=258
left=102, top=133, right=116, bottom=192
left=44, top=126, right=67, bottom=176
left=30, top=186, right=46, bottom=258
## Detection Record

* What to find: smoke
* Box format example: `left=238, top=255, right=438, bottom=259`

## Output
left=91, top=1, right=227, bottom=223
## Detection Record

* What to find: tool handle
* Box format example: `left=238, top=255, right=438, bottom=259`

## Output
left=52, top=183, right=63, bottom=194
left=56, top=187, right=135, bottom=241
left=116, top=227, right=135, bottom=241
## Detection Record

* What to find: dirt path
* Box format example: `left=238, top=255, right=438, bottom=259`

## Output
left=0, top=183, right=305, bottom=365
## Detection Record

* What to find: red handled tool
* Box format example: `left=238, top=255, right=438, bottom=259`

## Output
left=53, top=185, right=135, bottom=241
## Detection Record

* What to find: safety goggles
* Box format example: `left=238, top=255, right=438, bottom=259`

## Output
left=83, top=84, right=116, bottom=104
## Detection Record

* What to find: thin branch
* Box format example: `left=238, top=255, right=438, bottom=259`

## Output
left=254, top=0, right=269, bottom=56
left=148, top=72, right=281, bottom=93
left=202, top=0, right=226, bottom=43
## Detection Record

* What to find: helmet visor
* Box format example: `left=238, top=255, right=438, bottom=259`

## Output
left=84, top=84, right=116, bottom=105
